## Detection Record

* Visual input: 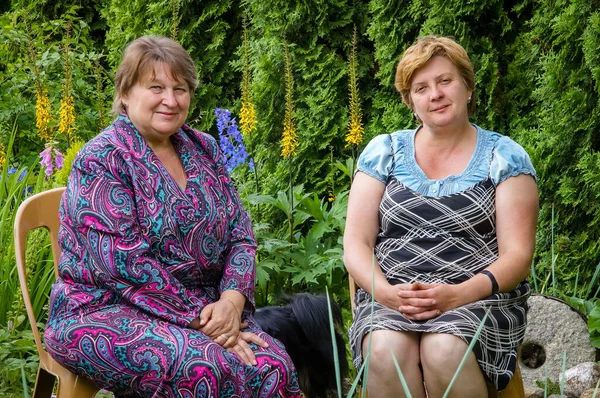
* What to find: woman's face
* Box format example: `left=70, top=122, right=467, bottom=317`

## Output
left=122, top=62, right=190, bottom=148
left=409, top=56, right=472, bottom=130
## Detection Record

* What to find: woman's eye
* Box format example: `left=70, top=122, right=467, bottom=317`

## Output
left=175, top=87, right=187, bottom=93
left=415, top=86, right=425, bottom=93
left=150, top=85, right=163, bottom=91
left=441, top=78, right=451, bottom=84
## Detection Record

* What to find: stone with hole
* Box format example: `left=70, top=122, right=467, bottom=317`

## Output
left=520, top=294, right=596, bottom=394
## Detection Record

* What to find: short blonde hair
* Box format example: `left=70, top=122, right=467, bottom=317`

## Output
left=111, top=36, right=199, bottom=117
left=395, top=35, right=475, bottom=116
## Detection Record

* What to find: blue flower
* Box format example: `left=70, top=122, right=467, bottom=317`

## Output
left=5, top=168, right=26, bottom=182
left=215, top=108, right=255, bottom=173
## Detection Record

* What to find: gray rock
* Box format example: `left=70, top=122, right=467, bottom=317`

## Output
left=520, top=295, right=596, bottom=395
left=581, top=386, right=600, bottom=398
left=560, top=362, right=600, bottom=398
left=524, top=386, right=544, bottom=398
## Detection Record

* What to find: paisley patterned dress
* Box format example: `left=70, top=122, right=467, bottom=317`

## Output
left=45, top=115, right=300, bottom=397
left=349, top=126, right=535, bottom=391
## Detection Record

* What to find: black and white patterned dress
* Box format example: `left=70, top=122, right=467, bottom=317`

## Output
left=349, top=126, right=535, bottom=390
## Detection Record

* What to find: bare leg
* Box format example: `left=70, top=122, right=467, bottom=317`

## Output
left=420, top=333, right=488, bottom=398
left=362, top=330, right=426, bottom=398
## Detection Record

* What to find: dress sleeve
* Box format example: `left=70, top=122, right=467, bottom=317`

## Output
left=205, top=136, right=257, bottom=312
left=356, top=134, right=394, bottom=183
left=66, top=146, right=204, bottom=327
left=490, top=136, right=537, bottom=186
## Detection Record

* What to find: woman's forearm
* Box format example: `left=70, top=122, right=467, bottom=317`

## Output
left=344, top=242, right=392, bottom=299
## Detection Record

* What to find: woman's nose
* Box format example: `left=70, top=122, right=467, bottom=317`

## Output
left=162, top=90, right=177, bottom=106
left=430, top=85, right=443, bottom=100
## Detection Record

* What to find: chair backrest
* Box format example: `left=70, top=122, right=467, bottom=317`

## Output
left=13, top=187, right=66, bottom=361
left=348, top=275, right=358, bottom=313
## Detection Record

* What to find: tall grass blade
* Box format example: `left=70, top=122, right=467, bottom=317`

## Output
left=21, top=366, right=30, bottom=398
left=361, top=252, right=377, bottom=398
left=325, top=286, right=342, bottom=398
left=346, top=359, right=367, bottom=398
left=390, top=351, right=413, bottom=398
left=585, top=260, right=600, bottom=298
left=560, top=351, right=566, bottom=397
left=543, top=363, right=548, bottom=398
left=590, top=263, right=600, bottom=300
left=442, top=307, right=491, bottom=398
left=591, top=378, right=600, bottom=398
left=530, top=260, right=538, bottom=292
left=574, top=268, right=580, bottom=296
left=540, top=271, right=552, bottom=296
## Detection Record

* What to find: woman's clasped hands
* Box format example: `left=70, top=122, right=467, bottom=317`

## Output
left=189, top=298, right=268, bottom=366
left=385, top=282, right=464, bottom=321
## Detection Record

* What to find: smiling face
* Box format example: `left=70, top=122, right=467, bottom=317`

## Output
left=409, top=56, right=472, bottom=130
left=122, top=62, right=190, bottom=148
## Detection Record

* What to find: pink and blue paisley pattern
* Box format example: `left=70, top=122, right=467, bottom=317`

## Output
left=45, top=115, right=300, bottom=397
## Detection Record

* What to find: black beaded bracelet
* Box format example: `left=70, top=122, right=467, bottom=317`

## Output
left=480, top=270, right=499, bottom=295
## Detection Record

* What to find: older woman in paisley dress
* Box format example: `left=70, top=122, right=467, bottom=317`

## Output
left=344, top=36, right=538, bottom=397
left=44, top=36, right=300, bottom=398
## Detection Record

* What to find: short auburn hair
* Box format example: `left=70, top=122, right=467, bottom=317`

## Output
left=111, top=36, right=199, bottom=117
left=395, top=35, right=475, bottom=116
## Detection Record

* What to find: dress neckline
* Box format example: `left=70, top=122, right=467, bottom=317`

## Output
left=405, top=124, right=485, bottom=184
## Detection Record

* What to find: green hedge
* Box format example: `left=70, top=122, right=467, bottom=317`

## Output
left=2, top=0, right=600, bottom=298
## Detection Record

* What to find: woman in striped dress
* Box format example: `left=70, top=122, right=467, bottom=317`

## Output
left=344, top=35, right=538, bottom=397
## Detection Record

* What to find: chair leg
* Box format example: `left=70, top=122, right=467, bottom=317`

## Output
left=486, top=381, right=499, bottom=398
left=55, top=372, right=100, bottom=398
left=497, top=364, right=525, bottom=398
left=33, top=367, right=56, bottom=398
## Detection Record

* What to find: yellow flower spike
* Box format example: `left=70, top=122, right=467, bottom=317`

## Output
left=240, top=13, right=258, bottom=137
left=58, top=27, right=76, bottom=143
left=240, top=101, right=257, bottom=136
left=0, top=144, right=6, bottom=170
left=58, top=94, right=75, bottom=141
left=36, top=88, right=53, bottom=142
left=170, top=0, right=181, bottom=41
left=345, top=25, right=364, bottom=148
left=281, top=36, right=298, bottom=158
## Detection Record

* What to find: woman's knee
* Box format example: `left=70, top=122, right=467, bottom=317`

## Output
left=420, top=333, right=470, bottom=373
left=362, top=330, right=420, bottom=373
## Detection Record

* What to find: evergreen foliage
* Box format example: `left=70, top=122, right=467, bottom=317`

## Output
left=507, top=0, right=600, bottom=295
left=3, top=0, right=600, bottom=300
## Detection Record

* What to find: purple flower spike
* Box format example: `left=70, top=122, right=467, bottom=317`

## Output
left=40, top=144, right=64, bottom=178
left=214, top=108, right=254, bottom=174
left=40, top=146, right=54, bottom=177
left=54, top=148, right=65, bottom=170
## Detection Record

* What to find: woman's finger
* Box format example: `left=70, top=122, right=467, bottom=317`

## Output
left=239, top=331, right=269, bottom=348
left=403, top=309, right=441, bottom=321
left=223, top=328, right=242, bottom=349
left=233, top=339, right=257, bottom=366
left=198, top=303, right=214, bottom=327
left=398, top=289, right=435, bottom=299
left=400, top=298, right=436, bottom=307
left=398, top=305, right=435, bottom=314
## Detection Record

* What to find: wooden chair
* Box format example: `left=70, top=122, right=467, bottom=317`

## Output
left=14, top=187, right=100, bottom=398
left=348, top=275, right=524, bottom=398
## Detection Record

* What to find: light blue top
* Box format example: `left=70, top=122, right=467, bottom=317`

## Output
left=356, top=125, right=536, bottom=197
